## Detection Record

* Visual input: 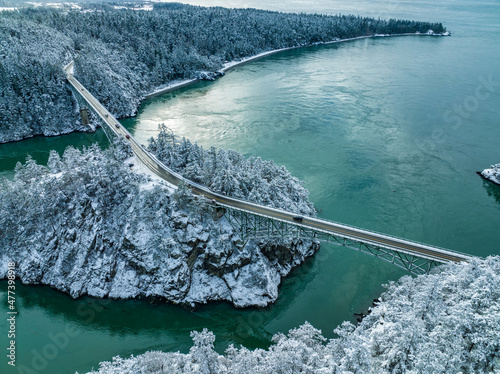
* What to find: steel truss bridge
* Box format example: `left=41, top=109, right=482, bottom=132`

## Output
left=64, top=61, right=475, bottom=276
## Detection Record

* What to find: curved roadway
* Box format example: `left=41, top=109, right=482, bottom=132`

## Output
left=64, top=62, right=475, bottom=265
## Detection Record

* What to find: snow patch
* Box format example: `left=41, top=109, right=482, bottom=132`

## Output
left=185, top=271, right=231, bottom=306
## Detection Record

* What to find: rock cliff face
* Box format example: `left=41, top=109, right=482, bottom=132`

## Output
left=0, top=143, right=319, bottom=307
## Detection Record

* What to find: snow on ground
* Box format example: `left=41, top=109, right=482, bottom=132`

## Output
left=26, top=2, right=81, bottom=9
left=146, top=79, right=198, bottom=99
left=113, top=5, right=153, bottom=11
left=124, top=155, right=176, bottom=192
left=221, top=48, right=289, bottom=72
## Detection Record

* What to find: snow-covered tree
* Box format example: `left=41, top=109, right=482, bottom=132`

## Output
left=149, top=125, right=316, bottom=216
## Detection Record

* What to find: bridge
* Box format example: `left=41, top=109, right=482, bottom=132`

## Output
left=64, top=61, right=475, bottom=276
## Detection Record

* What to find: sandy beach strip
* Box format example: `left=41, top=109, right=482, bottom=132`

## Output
left=145, top=32, right=447, bottom=100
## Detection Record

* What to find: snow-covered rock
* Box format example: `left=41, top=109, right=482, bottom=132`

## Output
left=481, top=163, right=500, bottom=186
left=0, top=143, right=319, bottom=308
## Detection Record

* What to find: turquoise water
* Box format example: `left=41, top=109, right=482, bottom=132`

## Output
left=125, top=37, right=500, bottom=256
left=0, top=130, right=110, bottom=179
left=1, top=1, right=499, bottom=373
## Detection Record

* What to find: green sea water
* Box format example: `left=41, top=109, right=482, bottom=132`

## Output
left=1, top=1, right=499, bottom=373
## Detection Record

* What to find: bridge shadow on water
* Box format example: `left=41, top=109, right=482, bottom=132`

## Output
left=2, top=280, right=278, bottom=373
left=7, top=281, right=274, bottom=351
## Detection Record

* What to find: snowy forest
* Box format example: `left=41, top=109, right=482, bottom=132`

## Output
left=0, top=3, right=446, bottom=142
left=84, top=256, right=500, bottom=373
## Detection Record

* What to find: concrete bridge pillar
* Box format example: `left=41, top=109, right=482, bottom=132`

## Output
left=79, top=108, right=90, bottom=125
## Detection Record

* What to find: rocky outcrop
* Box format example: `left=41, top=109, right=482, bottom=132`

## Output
left=0, top=144, right=319, bottom=308
left=480, top=163, right=500, bottom=186
left=4, top=209, right=317, bottom=308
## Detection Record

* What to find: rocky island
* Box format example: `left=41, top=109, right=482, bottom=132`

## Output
left=480, top=163, right=500, bottom=186
left=0, top=135, right=319, bottom=308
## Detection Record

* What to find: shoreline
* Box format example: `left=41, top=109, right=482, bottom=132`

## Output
left=145, top=32, right=450, bottom=99
left=0, top=32, right=449, bottom=146
left=0, top=126, right=97, bottom=146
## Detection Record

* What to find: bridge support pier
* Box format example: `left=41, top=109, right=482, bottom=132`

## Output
left=68, top=84, right=114, bottom=143
left=79, top=108, right=90, bottom=125
left=221, top=207, right=442, bottom=276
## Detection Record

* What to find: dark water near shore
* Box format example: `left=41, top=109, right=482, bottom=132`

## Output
left=1, top=0, right=499, bottom=373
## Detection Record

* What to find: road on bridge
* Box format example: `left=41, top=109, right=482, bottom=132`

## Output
left=64, top=62, right=474, bottom=267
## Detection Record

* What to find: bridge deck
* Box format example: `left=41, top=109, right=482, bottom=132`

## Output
left=64, top=61, right=475, bottom=267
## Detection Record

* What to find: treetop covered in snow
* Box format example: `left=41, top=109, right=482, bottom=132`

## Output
left=148, top=124, right=316, bottom=215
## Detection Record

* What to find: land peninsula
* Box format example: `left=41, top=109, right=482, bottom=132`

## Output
left=0, top=3, right=447, bottom=143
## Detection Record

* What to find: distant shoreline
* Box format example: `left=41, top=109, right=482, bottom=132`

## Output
left=145, top=32, right=449, bottom=99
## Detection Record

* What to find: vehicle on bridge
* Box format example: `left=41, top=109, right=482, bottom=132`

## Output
left=293, top=216, right=303, bottom=222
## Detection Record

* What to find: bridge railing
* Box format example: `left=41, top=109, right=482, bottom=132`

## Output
left=205, top=189, right=474, bottom=259
left=215, top=199, right=475, bottom=260
left=307, top=218, right=473, bottom=258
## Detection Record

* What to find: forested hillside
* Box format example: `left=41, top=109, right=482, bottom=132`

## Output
left=85, top=256, right=500, bottom=373
left=0, top=3, right=446, bottom=142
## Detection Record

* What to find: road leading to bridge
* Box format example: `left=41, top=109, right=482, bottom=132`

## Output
left=64, top=61, right=475, bottom=267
